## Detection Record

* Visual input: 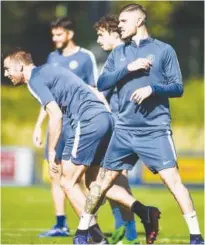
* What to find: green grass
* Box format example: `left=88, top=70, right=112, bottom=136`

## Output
left=1, top=186, right=204, bottom=244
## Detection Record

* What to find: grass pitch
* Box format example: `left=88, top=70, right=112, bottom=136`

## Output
left=1, top=186, right=204, bottom=244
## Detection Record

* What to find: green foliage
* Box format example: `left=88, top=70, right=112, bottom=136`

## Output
left=1, top=78, right=203, bottom=146
left=2, top=85, right=47, bottom=147
left=2, top=85, right=39, bottom=123
left=111, top=1, right=183, bottom=38
left=170, top=78, right=204, bottom=126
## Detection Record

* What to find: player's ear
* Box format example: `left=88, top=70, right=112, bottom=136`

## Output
left=17, top=61, right=24, bottom=72
left=68, top=30, right=74, bottom=40
left=137, top=16, right=146, bottom=27
left=19, top=62, right=23, bottom=72
left=113, top=32, right=120, bottom=39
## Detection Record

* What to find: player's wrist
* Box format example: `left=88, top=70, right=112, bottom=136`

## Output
left=48, top=150, right=56, bottom=162
left=127, top=63, right=134, bottom=71
left=148, top=85, right=153, bottom=93
left=150, top=85, right=155, bottom=95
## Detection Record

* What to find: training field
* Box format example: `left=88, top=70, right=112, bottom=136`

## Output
left=1, top=186, right=204, bottom=244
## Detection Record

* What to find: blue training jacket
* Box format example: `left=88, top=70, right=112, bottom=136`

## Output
left=97, top=37, right=183, bottom=131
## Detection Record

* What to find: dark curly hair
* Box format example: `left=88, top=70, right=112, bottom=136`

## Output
left=50, top=16, right=75, bottom=32
left=94, top=15, right=121, bottom=35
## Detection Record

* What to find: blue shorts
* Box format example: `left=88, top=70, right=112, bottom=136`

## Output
left=44, top=116, right=73, bottom=161
left=63, top=112, right=113, bottom=166
left=103, top=128, right=177, bottom=174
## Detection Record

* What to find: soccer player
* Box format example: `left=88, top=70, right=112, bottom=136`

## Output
left=3, top=49, right=112, bottom=244
left=32, top=16, right=135, bottom=239
left=74, top=4, right=204, bottom=245
left=32, top=17, right=98, bottom=237
left=4, top=49, right=161, bottom=245
left=95, top=15, right=138, bottom=244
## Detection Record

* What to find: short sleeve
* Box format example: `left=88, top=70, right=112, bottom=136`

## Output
left=83, top=51, right=98, bottom=86
left=27, top=77, right=55, bottom=108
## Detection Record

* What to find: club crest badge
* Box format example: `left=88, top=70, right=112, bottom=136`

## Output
left=146, top=54, right=155, bottom=63
left=69, top=60, right=78, bottom=70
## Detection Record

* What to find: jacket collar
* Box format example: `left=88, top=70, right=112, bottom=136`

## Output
left=130, top=37, right=153, bottom=47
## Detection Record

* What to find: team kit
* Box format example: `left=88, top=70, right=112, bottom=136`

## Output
left=3, top=3, right=204, bottom=245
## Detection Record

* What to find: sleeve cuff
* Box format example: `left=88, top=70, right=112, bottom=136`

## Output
left=150, top=84, right=156, bottom=95
left=123, top=65, right=130, bottom=76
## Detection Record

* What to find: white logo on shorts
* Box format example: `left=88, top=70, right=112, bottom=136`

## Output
left=163, top=160, right=172, bottom=165
left=69, top=60, right=78, bottom=70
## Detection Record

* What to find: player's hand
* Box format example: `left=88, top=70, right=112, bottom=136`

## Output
left=48, top=150, right=59, bottom=173
left=32, top=125, right=43, bottom=148
left=127, top=58, right=152, bottom=72
left=50, top=161, right=59, bottom=174
left=130, top=86, right=153, bottom=104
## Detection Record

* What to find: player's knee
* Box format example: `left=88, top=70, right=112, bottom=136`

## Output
left=174, top=181, right=189, bottom=195
left=59, top=176, right=66, bottom=189
left=48, top=160, right=62, bottom=181
left=48, top=169, right=61, bottom=182
left=163, top=172, right=185, bottom=194
left=105, top=171, right=119, bottom=190
left=61, top=171, right=82, bottom=192
left=61, top=178, right=74, bottom=193
left=99, top=178, right=112, bottom=194
left=97, top=168, right=114, bottom=185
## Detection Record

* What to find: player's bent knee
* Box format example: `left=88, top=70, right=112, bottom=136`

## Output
left=161, top=171, right=186, bottom=195
left=60, top=176, right=66, bottom=189
left=174, top=181, right=188, bottom=194
left=60, top=178, right=74, bottom=193
left=62, top=160, right=86, bottom=182
left=103, top=170, right=120, bottom=190
left=100, top=179, right=113, bottom=194
left=159, top=167, right=181, bottom=184
left=48, top=169, right=61, bottom=182
left=97, top=168, right=117, bottom=184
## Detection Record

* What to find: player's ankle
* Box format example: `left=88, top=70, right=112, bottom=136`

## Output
left=78, top=213, right=94, bottom=230
left=76, top=229, right=88, bottom=236
left=130, top=201, right=147, bottom=220
left=190, top=234, right=202, bottom=238
left=184, top=211, right=201, bottom=235
left=125, top=220, right=138, bottom=240
left=89, top=224, right=104, bottom=243
left=112, top=207, right=124, bottom=229
left=56, top=215, right=66, bottom=228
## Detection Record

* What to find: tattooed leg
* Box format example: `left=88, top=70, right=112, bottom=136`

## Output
left=74, top=168, right=121, bottom=243
left=84, top=168, right=120, bottom=214
left=85, top=183, right=102, bottom=214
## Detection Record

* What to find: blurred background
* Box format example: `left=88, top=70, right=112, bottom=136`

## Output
left=1, top=2, right=204, bottom=244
